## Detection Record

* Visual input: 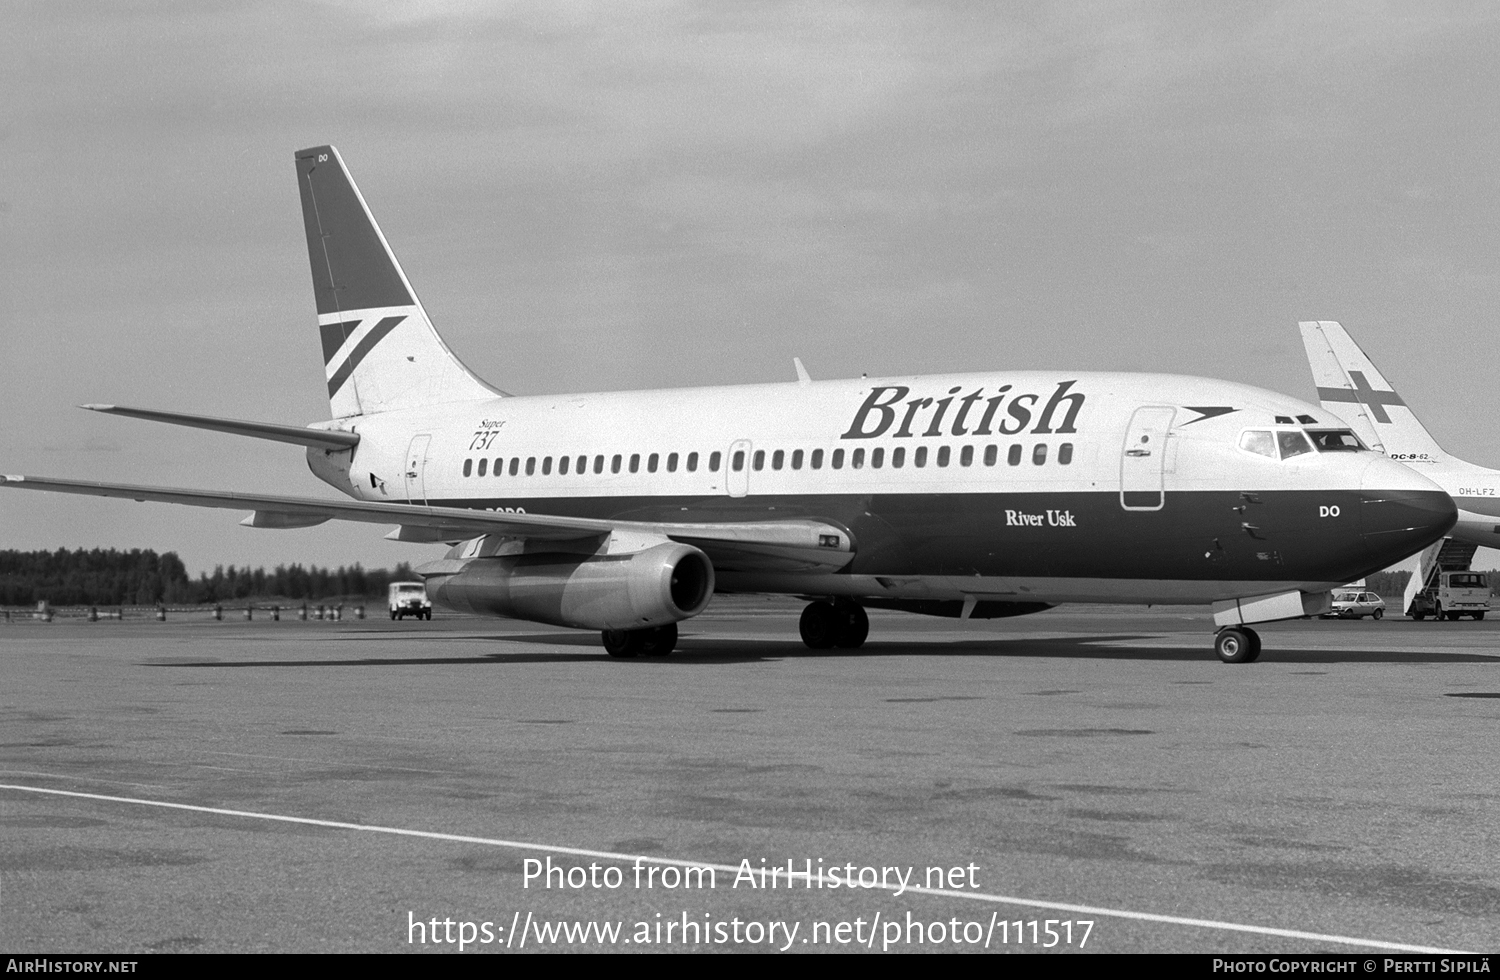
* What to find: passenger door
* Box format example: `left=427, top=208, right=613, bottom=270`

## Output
left=404, top=434, right=432, bottom=505
left=1120, top=407, right=1176, bottom=511
left=726, top=439, right=752, bottom=498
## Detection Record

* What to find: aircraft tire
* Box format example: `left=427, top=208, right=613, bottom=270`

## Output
left=799, top=603, right=841, bottom=649
left=1215, top=627, right=1258, bottom=664
left=1372, top=608, right=1383, bottom=620
left=639, top=623, right=678, bottom=656
left=834, top=604, right=869, bottom=649
left=602, top=629, right=640, bottom=658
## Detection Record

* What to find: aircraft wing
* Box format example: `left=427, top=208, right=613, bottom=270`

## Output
left=0, top=474, right=854, bottom=573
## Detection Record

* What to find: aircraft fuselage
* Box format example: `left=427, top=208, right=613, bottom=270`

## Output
left=308, top=369, right=1453, bottom=607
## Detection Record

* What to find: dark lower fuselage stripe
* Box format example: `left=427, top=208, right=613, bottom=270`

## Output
left=403, top=488, right=1454, bottom=584
left=326, top=315, right=406, bottom=398
left=1457, top=497, right=1500, bottom=519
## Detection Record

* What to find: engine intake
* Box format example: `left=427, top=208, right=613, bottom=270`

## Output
left=427, top=542, right=714, bottom=630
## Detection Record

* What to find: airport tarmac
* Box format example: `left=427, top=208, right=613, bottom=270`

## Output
left=2, top=598, right=1498, bottom=954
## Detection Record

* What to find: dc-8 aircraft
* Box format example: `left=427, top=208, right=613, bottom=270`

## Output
left=0, top=147, right=1456, bottom=663
left=1300, top=320, right=1500, bottom=547
left=1300, top=319, right=1499, bottom=616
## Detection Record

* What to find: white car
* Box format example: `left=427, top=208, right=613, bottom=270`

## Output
left=1323, top=590, right=1385, bottom=620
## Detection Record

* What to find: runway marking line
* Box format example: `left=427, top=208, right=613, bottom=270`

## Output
left=0, top=781, right=1469, bottom=955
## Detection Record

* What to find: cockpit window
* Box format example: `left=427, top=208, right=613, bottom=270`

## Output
left=1239, top=430, right=1277, bottom=458
left=1277, top=431, right=1313, bottom=459
left=1307, top=429, right=1365, bottom=452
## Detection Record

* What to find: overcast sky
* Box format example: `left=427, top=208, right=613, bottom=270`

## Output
left=4, top=1, right=1499, bottom=575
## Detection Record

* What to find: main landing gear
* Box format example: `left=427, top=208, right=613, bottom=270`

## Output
left=1214, top=626, right=1261, bottom=664
left=799, top=601, right=869, bottom=650
left=601, top=623, right=678, bottom=658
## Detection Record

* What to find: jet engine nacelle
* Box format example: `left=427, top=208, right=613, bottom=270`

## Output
left=426, top=541, right=714, bottom=631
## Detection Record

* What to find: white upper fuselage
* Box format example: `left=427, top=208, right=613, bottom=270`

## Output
left=323, top=371, right=1390, bottom=502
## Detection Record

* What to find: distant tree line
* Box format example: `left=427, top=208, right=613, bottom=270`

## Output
left=1364, top=570, right=1410, bottom=599
left=0, top=548, right=416, bottom=606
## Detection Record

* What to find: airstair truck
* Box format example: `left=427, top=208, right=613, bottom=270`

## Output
left=1405, top=539, right=1491, bottom=621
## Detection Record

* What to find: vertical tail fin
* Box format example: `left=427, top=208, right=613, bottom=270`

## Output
left=1297, top=320, right=1445, bottom=462
left=295, top=145, right=501, bottom=417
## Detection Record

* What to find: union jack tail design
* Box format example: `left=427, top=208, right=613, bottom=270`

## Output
left=295, top=145, right=500, bottom=418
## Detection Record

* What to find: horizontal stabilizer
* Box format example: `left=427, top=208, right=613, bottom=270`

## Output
left=81, top=405, right=358, bottom=450
left=0, top=474, right=855, bottom=573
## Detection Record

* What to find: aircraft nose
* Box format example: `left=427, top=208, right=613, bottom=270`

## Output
left=1359, top=456, right=1456, bottom=562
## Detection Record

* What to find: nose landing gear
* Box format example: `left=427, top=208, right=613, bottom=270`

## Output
left=799, top=601, right=869, bottom=650
left=1214, top=626, right=1261, bottom=664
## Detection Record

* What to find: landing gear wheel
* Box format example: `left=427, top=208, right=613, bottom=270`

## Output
left=1244, top=627, right=1261, bottom=662
left=799, top=603, right=841, bottom=649
left=1215, top=627, right=1260, bottom=664
left=834, top=604, right=869, bottom=649
left=602, top=629, right=640, bottom=658
left=1372, top=608, right=1383, bottom=620
left=638, top=623, right=678, bottom=656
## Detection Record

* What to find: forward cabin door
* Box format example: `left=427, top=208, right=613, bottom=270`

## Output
left=726, top=439, right=752, bottom=498
left=1119, top=407, right=1175, bottom=511
left=405, top=434, right=432, bottom=505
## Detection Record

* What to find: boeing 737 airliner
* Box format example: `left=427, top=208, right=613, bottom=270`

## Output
left=0, top=147, right=1456, bottom=663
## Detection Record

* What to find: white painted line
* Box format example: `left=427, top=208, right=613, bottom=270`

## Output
left=0, top=781, right=1469, bottom=954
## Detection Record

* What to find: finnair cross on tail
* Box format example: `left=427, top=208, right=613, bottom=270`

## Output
left=0, top=148, right=1457, bottom=663
left=1300, top=321, right=1500, bottom=542
left=1300, top=319, right=1499, bottom=613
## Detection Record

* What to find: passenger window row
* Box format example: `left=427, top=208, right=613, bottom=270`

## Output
left=460, top=443, right=1074, bottom=478
left=462, top=450, right=718, bottom=479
